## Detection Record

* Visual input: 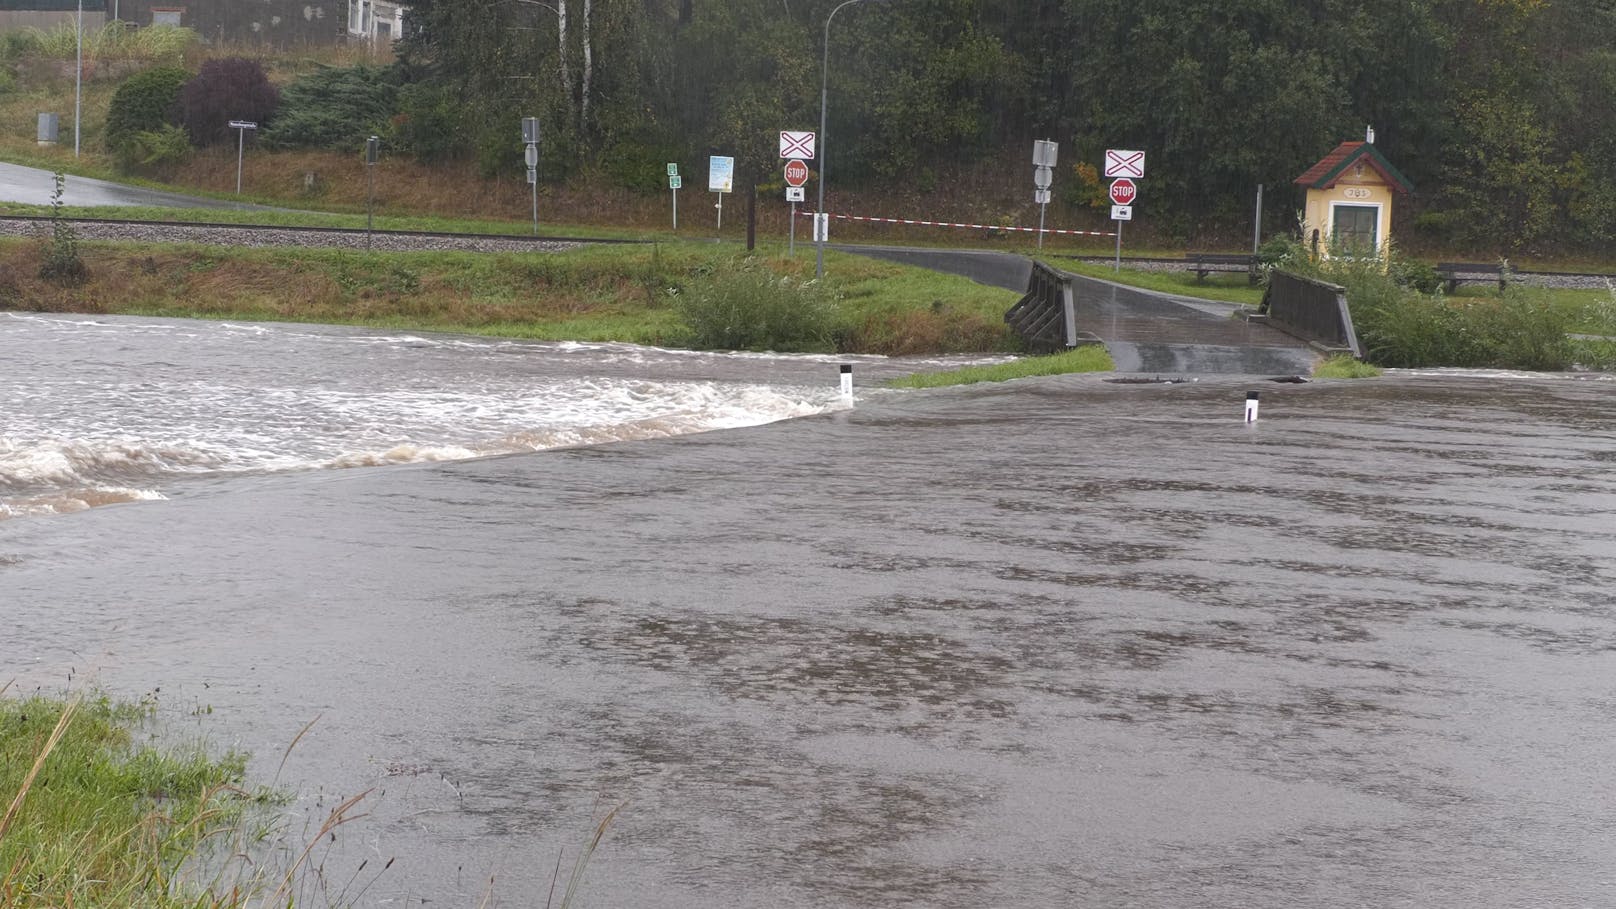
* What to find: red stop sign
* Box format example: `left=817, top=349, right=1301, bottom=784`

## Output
left=784, top=159, right=810, bottom=187
left=1109, top=178, right=1137, bottom=205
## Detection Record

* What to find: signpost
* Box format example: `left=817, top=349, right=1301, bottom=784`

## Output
left=1033, top=139, right=1058, bottom=249
left=784, top=158, right=809, bottom=256
left=364, top=135, right=379, bottom=249
left=1104, top=149, right=1146, bottom=179
left=228, top=119, right=257, bottom=195
left=522, top=117, right=540, bottom=235
left=709, top=155, right=734, bottom=229
left=667, top=163, right=680, bottom=230
left=780, top=131, right=815, bottom=160
left=1108, top=176, right=1138, bottom=271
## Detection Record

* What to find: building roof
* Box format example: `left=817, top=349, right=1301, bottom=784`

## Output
left=1294, top=141, right=1412, bottom=193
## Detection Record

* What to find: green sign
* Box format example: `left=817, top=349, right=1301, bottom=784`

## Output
left=666, top=163, right=678, bottom=176
left=669, top=175, right=683, bottom=189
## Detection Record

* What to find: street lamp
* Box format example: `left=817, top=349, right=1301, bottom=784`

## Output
left=815, top=0, right=886, bottom=278
left=73, top=0, right=82, bottom=157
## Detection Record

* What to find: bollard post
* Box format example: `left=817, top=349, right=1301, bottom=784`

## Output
left=1244, top=391, right=1260, bottom=423
left=840, top=364, right=854, bottom=405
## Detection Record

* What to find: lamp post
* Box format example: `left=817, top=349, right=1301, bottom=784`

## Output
left=815, top=0, right=884, bottom=278
left=73, top=0, right=82, bottom=157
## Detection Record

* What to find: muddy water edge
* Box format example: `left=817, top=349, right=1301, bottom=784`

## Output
left=4, top=371, right=1616, bottom=907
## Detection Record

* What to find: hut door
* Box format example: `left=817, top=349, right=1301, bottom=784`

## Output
left=1331, top=205, right=1379, bottom=252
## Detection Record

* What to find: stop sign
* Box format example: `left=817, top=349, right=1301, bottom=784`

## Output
left=1109, top=178, right=1137, bottom=205
left=784, top=159, right=810, bottom=187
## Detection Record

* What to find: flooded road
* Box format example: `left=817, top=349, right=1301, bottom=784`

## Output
left=4, top=316, right=1616, bottom=907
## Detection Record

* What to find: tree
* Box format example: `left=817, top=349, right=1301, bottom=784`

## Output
left=172, top=57, right=279, bottom=148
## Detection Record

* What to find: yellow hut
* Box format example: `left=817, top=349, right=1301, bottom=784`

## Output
left=1294, top=135, right=1412, bottom=257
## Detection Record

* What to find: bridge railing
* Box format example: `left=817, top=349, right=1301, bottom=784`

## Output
left=1004, top=261, right=1078, bottom=353
left=1260, top=270, right=1360, bottom=358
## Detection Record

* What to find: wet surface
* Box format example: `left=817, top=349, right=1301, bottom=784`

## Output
left=5, top=351, right=1616, bottom=906
left=843, top=247, right=1317, bottom=376
left=0, top=160, right=272, bottom=209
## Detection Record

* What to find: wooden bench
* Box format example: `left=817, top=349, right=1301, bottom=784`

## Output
left=1435, top=262, right=1509, bottom=293
left=1186, top=252, right=1259, bottom=284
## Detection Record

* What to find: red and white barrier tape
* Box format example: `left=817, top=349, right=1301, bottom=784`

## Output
left=797, top=210, right=1116, bottom=238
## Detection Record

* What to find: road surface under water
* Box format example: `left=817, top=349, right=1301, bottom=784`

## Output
left=4, top=315, right=1616, bottom=908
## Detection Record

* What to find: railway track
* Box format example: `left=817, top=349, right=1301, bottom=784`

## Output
left=0, top=213, right=652, bottom=254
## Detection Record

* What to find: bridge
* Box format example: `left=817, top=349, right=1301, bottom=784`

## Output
left=846, top=246, right=1319, bottom=375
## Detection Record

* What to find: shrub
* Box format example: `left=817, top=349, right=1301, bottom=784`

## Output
left=173, top=57, right=278, bottom=148
left=262, top=64, right=398, bottom=152
left=674, top=261, right=843, bottom=352
left=126, top=124, right=192, bottom=173
left=39, top=173, right=86, bottom=285
left=391, top=82, right=465, bottom=163
left=104, top=65, right=190, bottom=165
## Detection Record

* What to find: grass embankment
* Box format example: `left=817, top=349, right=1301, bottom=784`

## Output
left=887, top=345, right=1114, bottom=387
left=1058, top=259, right=1268, bottom=307
left=0, top=691, right=258, bottom=907
left=0, top=235, right=1022, bottom=355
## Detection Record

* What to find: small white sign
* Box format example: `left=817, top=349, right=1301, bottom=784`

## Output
left=813, top=213, right=829, bottom=243
left=1104, top=149, right=1145, bottom=179
left=780, top=131, right=816, bottom=160
left=228, top=120, right=258, bottom=130
left=708, top=156, right=734, bottom=193
left=1111, top=204, right=1133, bottom=221
left=785, top=186, right=805, bottom=202
left=1034, top=189, right=1051, bottom=204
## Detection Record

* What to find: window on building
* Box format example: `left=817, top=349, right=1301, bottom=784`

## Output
left=1331, top=205, right=1378, bottom=252
left=152, top=8, right=183, bottom=26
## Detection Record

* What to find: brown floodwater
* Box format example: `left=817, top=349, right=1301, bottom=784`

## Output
left=3, top=315, right=1616, bottom=907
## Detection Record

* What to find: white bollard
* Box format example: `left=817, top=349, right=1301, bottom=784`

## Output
left=1244, top=391, right=1260, bottom=423
left=840, top=364, right=854, bottom=405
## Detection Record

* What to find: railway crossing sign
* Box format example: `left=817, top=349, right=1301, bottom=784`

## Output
left=1109, top=178, right=1138, bottom=206
left=784, top=159, right=810, bottom=187
left=780, top=131, right=815, bottom=160
left=1104, top=149, right=1145, bottom=179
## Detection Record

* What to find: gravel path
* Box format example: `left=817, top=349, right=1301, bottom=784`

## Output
left=0, top=217, right=586, bottom=254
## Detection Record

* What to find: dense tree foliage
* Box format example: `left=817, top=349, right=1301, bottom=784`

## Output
left=391, top=0, right=1616, bottom=251
left=173, top=57, right=279, bottom=148
left=261, top=64, right=399, bottom=152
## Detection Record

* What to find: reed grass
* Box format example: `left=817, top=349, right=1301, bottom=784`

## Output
left=1312, top=355, right=1383, bottom=379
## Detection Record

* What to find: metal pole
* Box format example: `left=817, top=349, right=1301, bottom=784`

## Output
left=73, top=0, right=82, bottom=157
left=673, top=187, right=678, bottom=230
left=531, top=170, right=538, bottom=236
left=366, top=165, right=374, bottom=250
left=1114, top=221, right=1121, bottom=272
left=816, top=0, right=868, bottom=279
left=1253, top=183, right=1264, bottom=255
left=236, top=127, right=245, bottom=195
left=789, top=201, right=796, bottom=256
left=1038, top=202, right=1047, bottom=250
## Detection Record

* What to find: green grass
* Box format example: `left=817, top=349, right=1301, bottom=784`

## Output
left=1312, top=355, right=1383, bottom=378
left=887, top=344, right=1114, bottom=388
left=0, top=691, right=260, bottom=908
left=1056, top=260, right=1267, bottom=306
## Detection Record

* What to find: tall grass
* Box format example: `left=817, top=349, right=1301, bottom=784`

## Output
left=15, top=22, right=197, bottom=69
left=672, top=260, right=843, bottom=351
left=1274, top=242, right=1580, bottom=370
left=0, top=692, right=256, bottom=908
left=886, top=345, right=1114, bottom=387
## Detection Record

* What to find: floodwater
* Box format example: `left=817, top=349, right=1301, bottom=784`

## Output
left=4, top=314, right=1616, bottom=908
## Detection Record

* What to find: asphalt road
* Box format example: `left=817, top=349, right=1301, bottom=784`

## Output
left=0, top=160, right=269, bottom=209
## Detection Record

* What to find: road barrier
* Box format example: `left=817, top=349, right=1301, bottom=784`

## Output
left=799, top=210, right=1116, bottom=238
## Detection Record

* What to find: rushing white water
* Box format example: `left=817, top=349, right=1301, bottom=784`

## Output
left=1, top=313, right=965, bottom=519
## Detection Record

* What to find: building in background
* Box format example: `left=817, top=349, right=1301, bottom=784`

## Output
left=0, top=0, right=408, bottom=48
